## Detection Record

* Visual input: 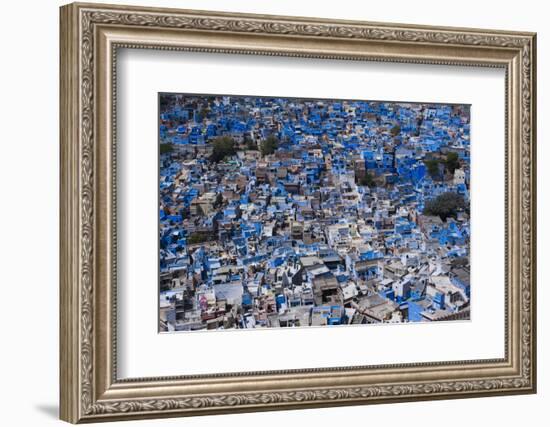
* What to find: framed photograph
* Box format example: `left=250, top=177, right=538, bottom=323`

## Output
left=60, top=2, right=537, bottom=423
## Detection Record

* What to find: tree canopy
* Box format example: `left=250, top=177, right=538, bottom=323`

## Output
left=390, top=124, right=401, bottom=136
left=445, top=151, right=460, bottom=174
left=210, top=136, right=236, bottom=163
left=424, top=159, right=440, bottom=180
left=260, top=135, right=279, bottom=156
left=243, top=135, right=258, bottom=151
left=423, top=192, right=466, bottom=221
left=423, top=152, right=460, bottom=180
left=159, top=143, right=174, bottom=154
left=187, top=232, right=214, bottom=245
left=214, top=192, right=224, bottom=208
left=359, top=172, right=376, bottom=188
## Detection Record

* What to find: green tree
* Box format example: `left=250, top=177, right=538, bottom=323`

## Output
left=159, top=143, right=174, bottom=154
left=359, top=172, right=376, bottom=187
left=423, top=192, right=466, bottom=221
left=260, top=135, right=279, bottom=156
left=214, top=192, right=224, bottom=208
left=445, top=151, right=460, bottom=174
left=390, top=124, right=401, bottom=136
left=210, top=136, right=236, bottom=163
left=187, top=232, right=213, bottom=245
left=424, top=159, right=441, bottom=180
left=194, top=107, right=210, bottom=123
left=244, top=135, right=258, bottom=151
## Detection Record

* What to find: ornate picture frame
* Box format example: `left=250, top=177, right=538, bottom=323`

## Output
left=60, top=2, right=536, bottom=423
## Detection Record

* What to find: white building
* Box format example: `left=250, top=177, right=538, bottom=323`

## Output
left=454, top=168, right=466, bottom=185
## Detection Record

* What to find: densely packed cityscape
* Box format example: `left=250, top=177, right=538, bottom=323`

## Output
left=158, top=94, right=471, bottom=332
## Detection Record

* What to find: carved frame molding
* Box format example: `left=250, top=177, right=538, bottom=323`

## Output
left=60, top=2, right=536, bottom=423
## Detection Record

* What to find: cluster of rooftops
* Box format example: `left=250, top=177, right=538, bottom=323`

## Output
left=158, top=94, right=471, bottom=332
